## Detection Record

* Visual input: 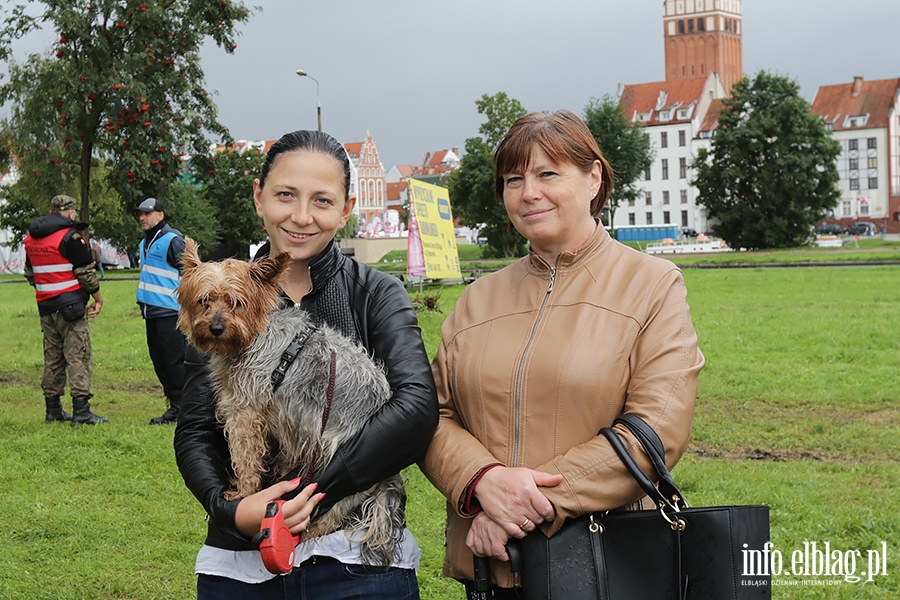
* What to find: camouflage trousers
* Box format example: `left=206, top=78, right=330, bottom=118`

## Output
left=39, top=311, right=93, bottom=398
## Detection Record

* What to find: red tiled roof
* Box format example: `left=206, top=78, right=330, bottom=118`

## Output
left=618, top=77, right=709, bottom=125
left=395, top=165, right=416, bottom=178
left=811, top=77, right=900, bottom=131
left=426, top=150, right=450, bottom=168
left=344, top=142, right=363, bottom=159
left=697, top=99, right=726, bottom=136
left=385, top=181, right=407, bottom=201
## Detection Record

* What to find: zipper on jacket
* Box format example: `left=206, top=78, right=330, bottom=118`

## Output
left=512, top=258, right=558, bottom=465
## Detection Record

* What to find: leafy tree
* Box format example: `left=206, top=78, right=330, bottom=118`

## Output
left=692, top=71, right=841, bottom=249
left=190, top=147, right=266, bottom=258
left=0, top=154, right=121, bottom=246
left=448, top=92, right=527, bottom=258
left=338, top=213, right=358, bottom=239
left=584, top=95, right=654, bottom=228
left=159, top=178, right=219, bottom=252
left=0, top=0, right=253, bottom=229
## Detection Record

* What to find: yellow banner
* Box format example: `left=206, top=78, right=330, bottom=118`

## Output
left=408, top=179, right=461, bottom=279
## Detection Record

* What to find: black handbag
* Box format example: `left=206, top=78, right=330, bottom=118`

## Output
left=515, top=413, right=771, bottom=599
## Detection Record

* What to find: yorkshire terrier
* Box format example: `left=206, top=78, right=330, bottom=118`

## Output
left=176, top=238, right=405, bottom=567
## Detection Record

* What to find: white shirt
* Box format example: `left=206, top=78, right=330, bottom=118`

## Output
left=195, top=528, right=422, bottom=584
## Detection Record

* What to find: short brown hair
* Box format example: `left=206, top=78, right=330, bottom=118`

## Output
left=494, top=110, right=614, bottom=216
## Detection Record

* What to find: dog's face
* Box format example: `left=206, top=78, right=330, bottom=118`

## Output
left=177, top=238, right=291, bottom=356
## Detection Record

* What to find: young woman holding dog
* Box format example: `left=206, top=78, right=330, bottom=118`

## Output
left=419, top=110, right=705, bottom=598
left=175, top=130, right=438, bottom=599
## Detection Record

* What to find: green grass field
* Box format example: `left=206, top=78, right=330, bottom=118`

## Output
left=0, top=260, right=897, bottom=599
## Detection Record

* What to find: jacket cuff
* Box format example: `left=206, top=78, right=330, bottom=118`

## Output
left=460, top=463, right=503, bottom=516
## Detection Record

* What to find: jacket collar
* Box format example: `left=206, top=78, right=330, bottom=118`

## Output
left=308, top=240, right=343, bottom=292
left=28, top=213, right=86, bottom=238
left=255, top=239, right=343, bottom=298
left=526, top=220, right=610, bottom=273
left=143, top=220, right=169, bottom=245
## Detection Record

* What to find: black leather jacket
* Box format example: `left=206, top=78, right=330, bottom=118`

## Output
left=173, top=241, right=438, bottom=550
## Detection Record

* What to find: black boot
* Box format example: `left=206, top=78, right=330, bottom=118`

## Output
left=71, top=395, right=108, bottom=425
left=44, top=395, right=72, bottom=423
left=149, top=397, right=179, bottom=425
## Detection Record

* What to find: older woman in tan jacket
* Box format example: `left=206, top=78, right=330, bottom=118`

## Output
left=420, top=110, right=705, bottom=598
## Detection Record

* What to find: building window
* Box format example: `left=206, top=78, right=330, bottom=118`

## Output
left=844, top=115, right=869, bottom=128
left=681, top=210, right=689, bottom=227
left=687, top=20, right=694, bottom=33
left=860, top=200, right=870, bottom=215
left=680, top=189, right=688, bottom=204
left=645, top=192, right=652, bottom=205
left=678, top=20, right=685, bottom=34
left=867, top=138, right=877, bottom=149
left=679, top=158, right=687, bottom=179
left=663, top=211, right=671, bottom=224
left=628, top=199, right=635, bottom=207
left=678, top=130, right=686, bottom=146
left=849, top=158, right=859, bottom=170
left=644, top=166, right=651, bottom=180
left=849, top=178, right=859, bottom=190
left=663, top=191, right=670, bottom=204
left=697, top=18, right=705, bottom=32
left=868, top=157, right=878, bottom=169
left=660, top=132, right=668, bottom=148
left=646, top=212, right=653, bottom=225
left=662, top=159, right=669, bottom=180
left=628, top=213, right=636, bottom=226
left=841, top=200, right=852, bottom=216
left=848, top=139, right=858, bottom=151
left=868, top=178, right=878, bottom=189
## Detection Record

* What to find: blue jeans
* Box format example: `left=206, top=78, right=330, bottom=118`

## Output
left=197, top=558, right=420, bottom=600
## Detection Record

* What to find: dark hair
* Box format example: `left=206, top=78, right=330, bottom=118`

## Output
left=494, top=110, right=615, bottom=216
left=258, top=130, right=351, bottom=200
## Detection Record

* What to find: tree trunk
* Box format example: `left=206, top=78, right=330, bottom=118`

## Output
left=79, top=140, right=93, bottom=226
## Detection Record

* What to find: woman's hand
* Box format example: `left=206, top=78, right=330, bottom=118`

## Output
left=466, top=512, right=513, bottom=561
left=234, top=478, right=325, bottom=538
left=474, top=466, right=562, bottom=537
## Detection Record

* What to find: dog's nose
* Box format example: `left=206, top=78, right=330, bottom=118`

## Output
left=209, top=323, right=225, bottom=337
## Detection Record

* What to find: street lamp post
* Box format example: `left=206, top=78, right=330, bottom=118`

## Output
left=295, top=69, right=322, bottom=132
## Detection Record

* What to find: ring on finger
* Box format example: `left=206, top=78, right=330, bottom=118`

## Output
left=520, top=518, right=531, bottom=529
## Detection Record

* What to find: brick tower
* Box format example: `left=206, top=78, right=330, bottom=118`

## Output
left=663, top=0, right=743, bottom=93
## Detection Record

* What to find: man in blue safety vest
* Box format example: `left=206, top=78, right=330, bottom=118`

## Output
left=136, top=198, right=186, bottom=425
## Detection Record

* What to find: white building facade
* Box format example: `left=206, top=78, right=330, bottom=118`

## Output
left=615, top=72, right=726, bottom=233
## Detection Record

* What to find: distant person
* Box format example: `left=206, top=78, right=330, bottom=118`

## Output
left=136, top=197, right=187, bottom=425
left=24, top=194, right=107, bottom=425
left=91, top=238, right=105, bottom=279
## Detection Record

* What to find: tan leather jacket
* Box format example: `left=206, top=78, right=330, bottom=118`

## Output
left=420, top=225, right=704, bottom=587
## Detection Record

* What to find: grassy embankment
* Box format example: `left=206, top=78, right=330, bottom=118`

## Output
left=0, top=246, right=897, bottom=599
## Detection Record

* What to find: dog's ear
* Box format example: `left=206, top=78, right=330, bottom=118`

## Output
left=181, top=237, right=202, bottom=271
left=251, top=251, right=291, bottom=285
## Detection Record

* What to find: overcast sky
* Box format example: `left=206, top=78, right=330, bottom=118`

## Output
left=6, top=1, right=900, bottom=169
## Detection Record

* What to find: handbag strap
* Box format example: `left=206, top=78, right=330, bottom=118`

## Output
left=600, top=414, right=686, bottom=511
left=614, top=414, right=684, bottom=508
